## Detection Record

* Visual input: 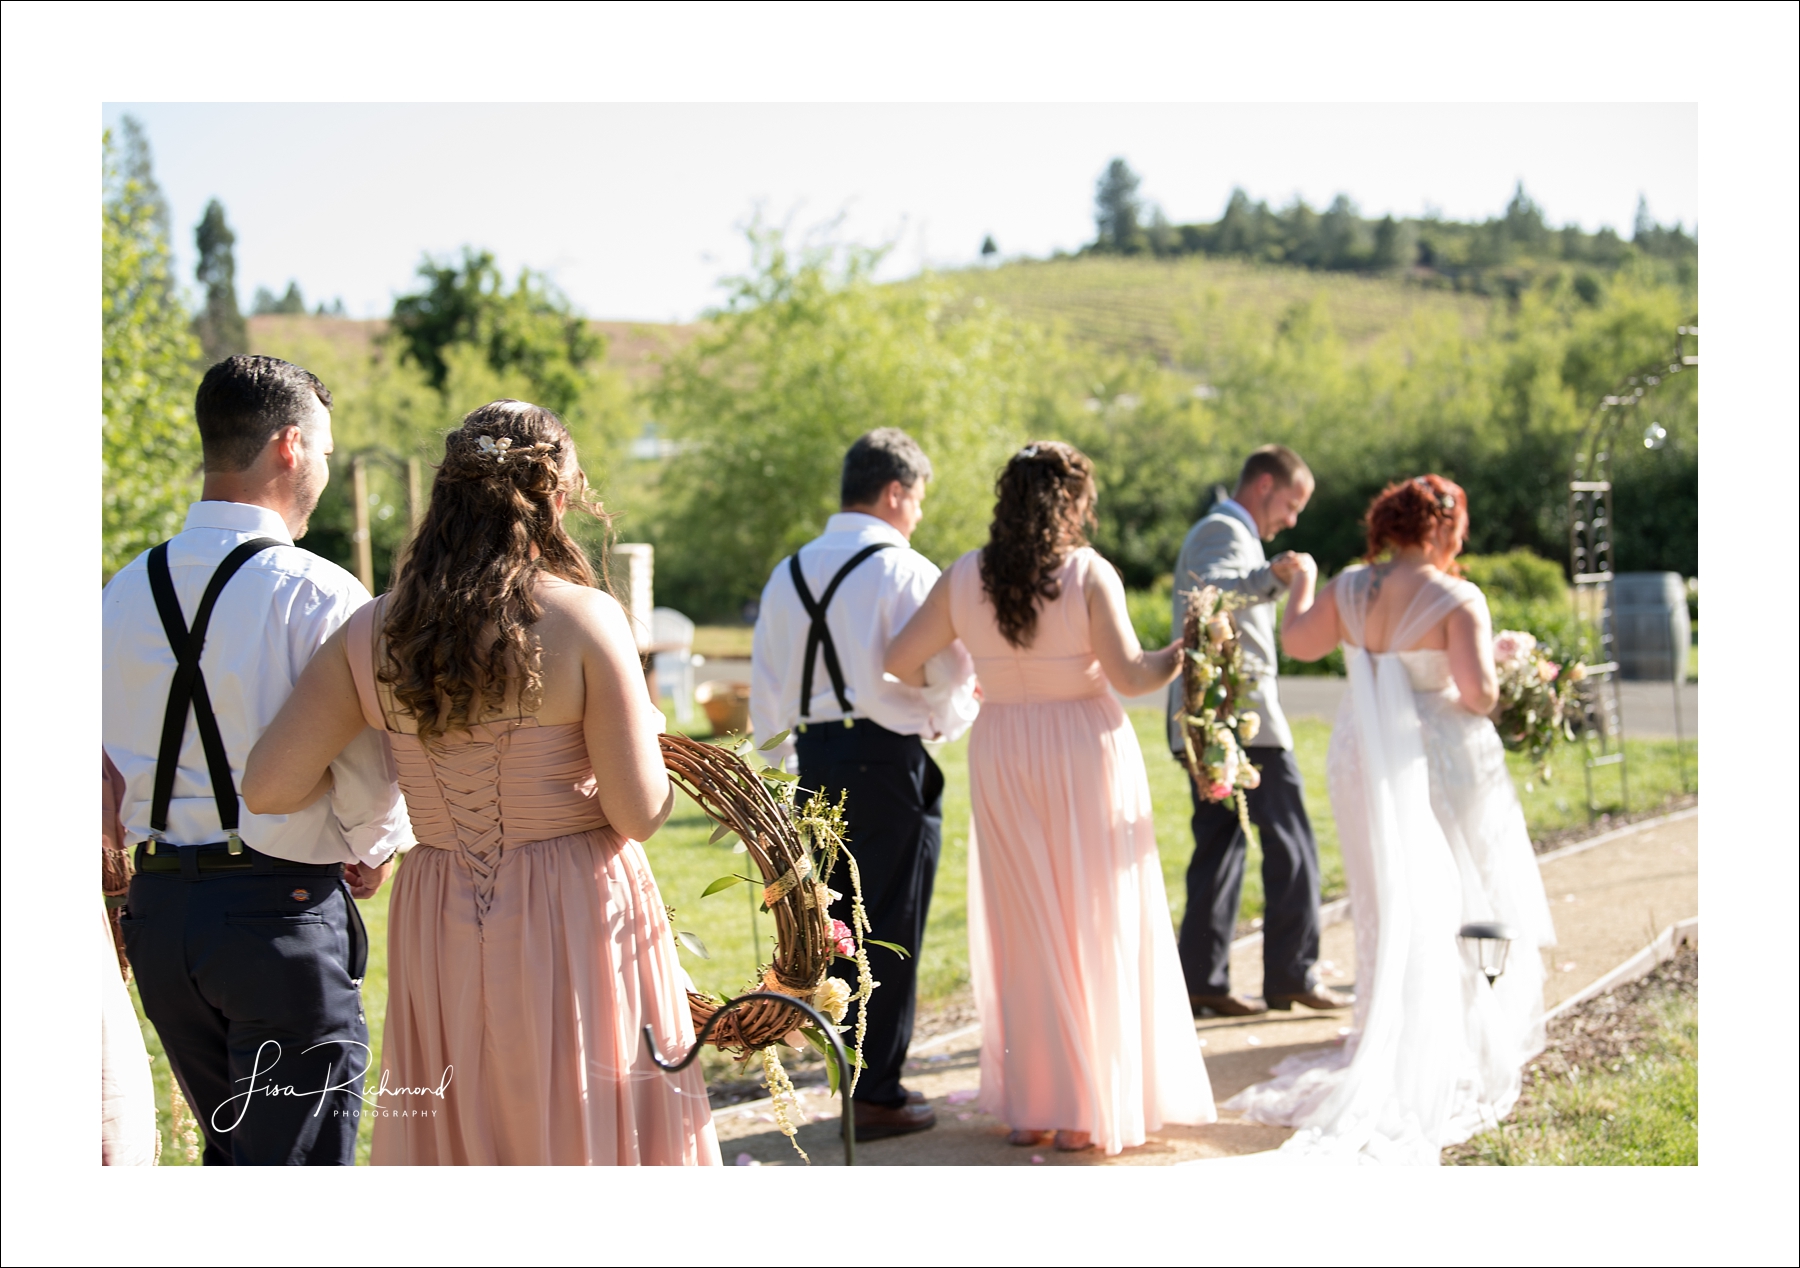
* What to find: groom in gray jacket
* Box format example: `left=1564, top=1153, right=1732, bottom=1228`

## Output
left=1167, top=445, right=1349, bottom=1016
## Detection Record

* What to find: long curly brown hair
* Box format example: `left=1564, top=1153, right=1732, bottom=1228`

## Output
left=379, top=400, right=611, bottom=745
left=978, top=441, right=1097, bottom=647
left=1363, top=473, right=1468, bottom=575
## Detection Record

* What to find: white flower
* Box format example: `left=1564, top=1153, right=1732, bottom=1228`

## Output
left=812, top=976, right=851, bottom=1025
left=1238, top=712, right=1261, bottom=743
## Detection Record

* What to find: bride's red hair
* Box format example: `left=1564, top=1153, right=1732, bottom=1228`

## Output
left=1363, top=474, right=1468, bottom=573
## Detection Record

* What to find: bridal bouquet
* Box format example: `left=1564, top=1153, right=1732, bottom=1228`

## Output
left=1178, top=583, right=1263, bottom=835
left=662, top=731, right=893, bottom=1162
left=1490, top=629, right=1582, bottom=781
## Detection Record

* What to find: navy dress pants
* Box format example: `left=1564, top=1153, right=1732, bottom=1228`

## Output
left=1176, top=747, right=1322, bottom=1000
left=122, top=854, right=369, bottom=1165
left=796, top=719, right=943, bottom=1109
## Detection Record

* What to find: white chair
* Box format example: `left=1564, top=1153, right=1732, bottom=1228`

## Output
left=652, top=607, right=697, bottom=725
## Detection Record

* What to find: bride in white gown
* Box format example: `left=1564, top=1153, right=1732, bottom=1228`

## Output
left=1224, top=474, right=1556, bottom=1164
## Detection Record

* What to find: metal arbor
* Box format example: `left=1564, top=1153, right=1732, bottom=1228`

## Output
left=1567, top=322, right=1697, bottom=820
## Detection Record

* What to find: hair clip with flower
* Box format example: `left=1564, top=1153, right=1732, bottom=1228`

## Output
left=476, top=435, right=513, bottom=463
left=1413, top=476, right=1455, bottom=512
left=1019, top=444, right=1039, bottom=459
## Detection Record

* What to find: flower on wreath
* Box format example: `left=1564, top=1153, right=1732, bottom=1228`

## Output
left=1206, top=613, right=1233, bottom=647
left=812, top=976, right=851, bottom=1025
left=1537, top=658, right=1560, bottom=684
left=829, top=919, right=856, bottom=957
left=1241, top=762, right=1262, bottom=790
left=1238, top=711, right=1261, bottom=744
left=1206, top=781, right=1233, bottom=801
left=1568, top=662, right=1588, bottom=683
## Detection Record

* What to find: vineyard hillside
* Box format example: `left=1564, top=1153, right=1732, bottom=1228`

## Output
left=929, top=254, right=1499, bottom=364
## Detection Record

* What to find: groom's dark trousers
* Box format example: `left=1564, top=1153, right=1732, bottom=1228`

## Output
left=796, top=718, right=943, bottom=1109
left=124, top=845, right=369, bottom=1165
left=1177, top=747, right=1321, bottom=999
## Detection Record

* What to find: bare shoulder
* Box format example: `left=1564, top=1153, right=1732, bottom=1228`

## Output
left=534, top=576, right=632, bottom=640
left=1076, top=546, right=1123, bottom=597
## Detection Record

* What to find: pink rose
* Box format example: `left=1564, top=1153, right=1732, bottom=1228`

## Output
left=1538, top=659, right=1559, bottom=683
left=1492, top=629, right=1536, bottom=665
left=829, top=919, right=856, bottom=957
left=1206, top=781, right=1233, bottom=801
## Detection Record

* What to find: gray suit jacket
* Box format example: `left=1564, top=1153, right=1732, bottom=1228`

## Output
left=1165, top=509, right=1293, bottom=754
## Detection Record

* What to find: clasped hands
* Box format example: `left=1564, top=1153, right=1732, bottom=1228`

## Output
left=1270, top=550, right=1318, bottom=586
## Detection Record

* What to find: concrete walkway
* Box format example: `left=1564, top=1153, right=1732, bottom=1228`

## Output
left=712, top=809, right=1700, bottom=1166
left=1121, top=677, right=1698, bottom=740
left=699, top=662, right=1697, bottom=739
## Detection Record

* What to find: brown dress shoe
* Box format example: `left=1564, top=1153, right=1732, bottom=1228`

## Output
left=854, top=1100, right=936, bottom=1142
left=904, top=1088, right=927, bottom=1106
left=1007, top=1128, right=1050, bottom=1146
left=1053, top=1130, right=1094, bottom=1152
left=1266, top=985, right=1354, bottom=1011
left=1190, top=993, right=1269, bottom=1018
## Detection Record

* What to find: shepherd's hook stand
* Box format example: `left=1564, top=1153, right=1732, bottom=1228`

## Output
left=644, top=990, right=856, bottom=1166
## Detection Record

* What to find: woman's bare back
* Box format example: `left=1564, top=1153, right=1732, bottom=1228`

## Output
left=1339, top=560, right=1460, bottom=653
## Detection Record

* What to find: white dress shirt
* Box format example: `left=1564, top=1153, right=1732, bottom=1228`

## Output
left=101, top=501, right=412, bottom=866
left=751, top=512, right=978, bottom=762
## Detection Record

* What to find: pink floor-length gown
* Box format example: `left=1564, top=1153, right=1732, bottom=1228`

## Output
left=950, top=548, right=1214, bottom=1154
left=347, top=601, right=720, bottom=1166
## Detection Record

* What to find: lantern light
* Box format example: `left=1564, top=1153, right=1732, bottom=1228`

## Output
left=1458, top=921, right=1517, bottom=987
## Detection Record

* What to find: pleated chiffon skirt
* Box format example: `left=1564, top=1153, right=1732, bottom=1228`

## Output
left=966, top=693, right=1215, bottom=1155
left=371, top=827, right=721, bottom=1166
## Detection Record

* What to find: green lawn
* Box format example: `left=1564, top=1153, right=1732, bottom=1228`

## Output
left=132, top=705, right=1696, bottom=1163
left=1456, top=991, right=1698, bottom=1165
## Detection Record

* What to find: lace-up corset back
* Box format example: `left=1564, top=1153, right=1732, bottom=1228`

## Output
left=344, top=602, right=608, bottom=919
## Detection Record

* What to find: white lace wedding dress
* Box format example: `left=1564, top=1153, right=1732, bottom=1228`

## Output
left=1223, top=568, right=1556, bottom=1164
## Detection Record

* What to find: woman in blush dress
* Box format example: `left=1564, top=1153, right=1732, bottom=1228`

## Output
left=886, top=442, right=1213, bottom=1155
left=245, top=400, right=719, bottom=1166
left=1225, top=474, right=1556, bottom=1164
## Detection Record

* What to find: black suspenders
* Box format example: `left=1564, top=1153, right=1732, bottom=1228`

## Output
left=144, top=537, right=284, bottom=853
left=789, top=542, right=893, bottom=720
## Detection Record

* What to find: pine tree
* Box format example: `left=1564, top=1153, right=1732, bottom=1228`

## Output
left=1094, top=159, right=1143, bottom=253
left=193, top=199, right=247, bottom=363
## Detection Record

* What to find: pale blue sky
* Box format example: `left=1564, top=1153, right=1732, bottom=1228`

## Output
left=104, top=102, right=1697, bottom=324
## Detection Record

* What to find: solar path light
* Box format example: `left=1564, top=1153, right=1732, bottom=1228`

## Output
left=1457, top=921, right=1518, bottom=987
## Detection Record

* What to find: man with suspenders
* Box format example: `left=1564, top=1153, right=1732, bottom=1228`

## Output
left=101, top=356, right=410, bottom=1164
left=751, top=429, right=978, bottom=1142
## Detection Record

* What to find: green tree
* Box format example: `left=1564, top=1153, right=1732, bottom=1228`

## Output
left=193, top=198, right=248, bottom=363
left=103, top=118, right=203, bottom=580
left=1094, top=158, right=1144, bottom=253
left=645, top=227, right=1049, bottom=620
left=252, top=281, right=308, bottom=315
left=389, top=248, right=603, bottom=416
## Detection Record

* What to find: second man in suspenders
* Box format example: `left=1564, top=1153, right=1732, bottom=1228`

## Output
left=751, top=429, right=978, bottom=1142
